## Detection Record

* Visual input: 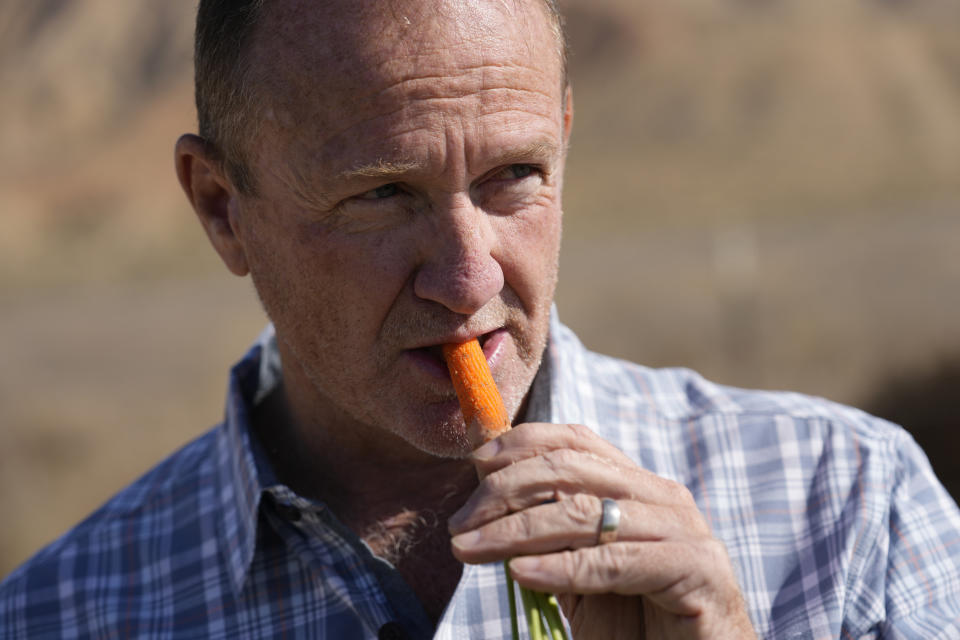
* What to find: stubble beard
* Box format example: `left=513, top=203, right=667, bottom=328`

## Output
left=246, top=223, right=559, bottom=460
left=278, top=294, right=551, bottom=461
left=373, top=295, right=552, bottom=458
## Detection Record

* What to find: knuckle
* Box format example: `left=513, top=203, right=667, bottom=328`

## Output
left=513, top=421, right=543, bottom=443
left=483, top=468, right=507, bottom=495
left=702, top=537, right=731, bottom=567
left=514, top=511, right=537, bottom=540
left=506, top=509, right=537, bottom=541
left=652, top=547, right=709, bottom=612
left=558, top=549, right=581, bottom=588
left=647, top=540, right=733, bottom=615
left=682, top=506, right=711, bottom=535
left=593, top=544, right=627, bottom=589
left=542, top=447, right=580, bottom=473
left=564, top=493, right=597, bottom=528
left=558, top=544, right=633, bottom=593
left=478, top=471, right=504, bottom=496
left=661, top=575, right=706, bottom=614
left=479, top=470, right=519, bottom=515
left=564, top=422, right=591, bottom=440
left=667, top=481, right=696, bottom=506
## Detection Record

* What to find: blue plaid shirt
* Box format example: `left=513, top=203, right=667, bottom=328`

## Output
left=3, top=312, right=960, bottom=639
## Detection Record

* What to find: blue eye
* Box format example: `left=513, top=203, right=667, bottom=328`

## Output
left=360, top=183, right=400, bottom=200
left=491, top=164, right=538, bottom=182
left=508, top=164, right=533, bottom=179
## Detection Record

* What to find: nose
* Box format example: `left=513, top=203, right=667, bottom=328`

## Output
left=413, top=198, right=505, bottom=315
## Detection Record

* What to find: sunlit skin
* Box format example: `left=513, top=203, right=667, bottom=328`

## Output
left=235, top=0, right=567, bottom=463
left=177, top=0, right=570, bottom=620
left=176, top=0, right=756, bottom=636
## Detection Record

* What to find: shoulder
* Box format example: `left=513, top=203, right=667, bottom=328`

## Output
left=550, top=319, right=912, bottom=470
left=553, top=323, right=960, bottom=633
left=572, top=340, right=905, bottom=451
left=0, top=427, right=223, bottom=634
left=557, top=325, right=938, bottom=532
left=573, top=344, right=960, bottom=635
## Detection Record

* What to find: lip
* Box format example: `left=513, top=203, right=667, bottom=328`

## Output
left=404, top=327, right=510, bottom=381
left=481, top=327, right=508, bottom=370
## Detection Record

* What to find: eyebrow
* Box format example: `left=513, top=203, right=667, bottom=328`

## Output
left=335, top=139, right=562, bottom=183
left=489, top=140, right=561, bottom=167
left=336, top=159, right=424, bottom=182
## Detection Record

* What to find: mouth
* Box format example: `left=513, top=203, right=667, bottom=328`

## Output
left=422, top=332, right=491, bottom=359
left=406, top=329, right=507, bottom=380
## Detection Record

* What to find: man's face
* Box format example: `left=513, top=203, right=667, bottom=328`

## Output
left=234, top=0, right=570, bottom=458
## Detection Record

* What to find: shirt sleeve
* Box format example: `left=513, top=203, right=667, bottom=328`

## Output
left=870, top=431, right=960, bottom=639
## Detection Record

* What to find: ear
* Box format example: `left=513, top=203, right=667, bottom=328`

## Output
left=562, top=84, right=574, bottom=145
left=174, top=134, right=250, bottom=276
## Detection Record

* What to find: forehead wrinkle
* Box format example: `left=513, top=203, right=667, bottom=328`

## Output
left=365, top=59, right=558, bottom=106
left=304, top=84, right=558, bottom=169
left=258, top=0, right=560, bottom=106
left=269, top=161, right=337, bottom=214
left=291, top=166, right=339, bottom=210
left=252, top=0, right=565, bottom=199
left=252, top=1, right=563, bottom=150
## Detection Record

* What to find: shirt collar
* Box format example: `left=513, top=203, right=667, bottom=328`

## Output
left=215, top=324, right=280, bottom=594
left=212, top=311, right=589, bottom=595
left=528, top=305, right=592, bottom=427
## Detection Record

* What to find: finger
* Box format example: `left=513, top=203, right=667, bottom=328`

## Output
left=471, top=422, right=637, bottom=476
left=451, top=494, right=711, bottom=564
left=507, top=538, right=736, bottom=618
left=449, top=448, right=693, bottom=534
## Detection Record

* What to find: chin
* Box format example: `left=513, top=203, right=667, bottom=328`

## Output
left=369, top=406, right=474, bottom=460
left=401, top=362, right=536, bottom=459
left=403, top=419, right=476, bottom=459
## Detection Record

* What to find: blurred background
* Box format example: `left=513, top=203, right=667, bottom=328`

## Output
left=1, top=0, right=958, bottom=578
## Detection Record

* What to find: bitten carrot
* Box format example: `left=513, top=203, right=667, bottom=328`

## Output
left=443, top=340, right=568, bottom=639
left=442, top=339, right=510, bottom=447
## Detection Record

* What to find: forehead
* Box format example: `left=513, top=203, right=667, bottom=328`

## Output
left=246, top=0, right=564, bottom=165
left=254, top=0, right=558, bottom=78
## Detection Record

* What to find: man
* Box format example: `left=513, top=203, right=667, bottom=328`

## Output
left=2, top=0, right=959, bottom=638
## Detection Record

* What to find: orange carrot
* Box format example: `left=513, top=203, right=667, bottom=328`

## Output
left=444, top=341, right=565, bottom=639
left=442, top=340, right=510, bottom=447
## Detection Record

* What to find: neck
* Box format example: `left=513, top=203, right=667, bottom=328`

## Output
left=251, top=379, right=476, bottom=623
left=252, top=378, right=476, bottom=510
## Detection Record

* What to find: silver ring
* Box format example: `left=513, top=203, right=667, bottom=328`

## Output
left=597, top=498, right=621, bottom=545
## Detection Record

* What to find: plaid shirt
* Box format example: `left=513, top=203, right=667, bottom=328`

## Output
left=3, top=312, right=960, bottom=639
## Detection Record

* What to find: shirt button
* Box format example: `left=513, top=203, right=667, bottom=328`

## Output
left=378, top=622, right=410, bottom=640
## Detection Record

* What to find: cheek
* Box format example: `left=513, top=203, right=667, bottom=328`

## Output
left=301, top=225, right=418, bottom=322
left=247, top=218, right=417, bottom=347
left=497, top=204, right=562, bottom=305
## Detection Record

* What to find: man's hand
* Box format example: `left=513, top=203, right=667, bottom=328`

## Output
left=448, top=423, right=756, bottom=640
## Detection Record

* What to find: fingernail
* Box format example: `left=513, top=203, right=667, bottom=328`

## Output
left=509, top=557, right=542, bottom=576
left=448, top=509, right=467, bottom=533
left=451, top=530, right=481, bottom=550
left=472, top=438, right=501, bottom=461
